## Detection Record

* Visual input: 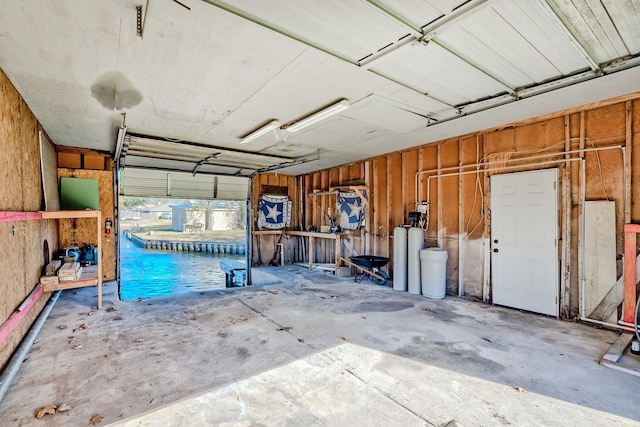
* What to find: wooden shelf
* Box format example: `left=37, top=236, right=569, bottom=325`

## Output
left=41, top=210, right=103, bottom=309
left=252, top=230, right=284, bottom=235
left=42, top=276, right=98, bottom=292
left=286, top=230, right=339, bottom=239
left=41, top=210, right=100, bottom=219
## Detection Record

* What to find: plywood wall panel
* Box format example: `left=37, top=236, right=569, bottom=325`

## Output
left=387, top=153, right=403, bottom=229
left=485, top=128, right=515, bottom=156
left=0, top=69, right=58, bottom=370
left=402, top=150, right=418, bottom=216
left=585, top=104, right=626, bottom=141
left=371, top=156, right=388, bottom=256
left=460, top=136, right=484, bottom=298
left=515, top=121, right=551, bottom=152
left=632, top=100, right=640, bottom=222
left=387, top=153, right=403, bottom=274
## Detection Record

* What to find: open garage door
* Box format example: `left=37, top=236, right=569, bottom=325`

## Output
left=120, top=168, right=249, bottom=200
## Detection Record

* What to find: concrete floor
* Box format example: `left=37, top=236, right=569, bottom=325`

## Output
left=1, top=266, right=639, bottom=426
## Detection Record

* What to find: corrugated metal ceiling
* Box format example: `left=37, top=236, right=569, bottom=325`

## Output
left=0, top=0, right=639, bottom=177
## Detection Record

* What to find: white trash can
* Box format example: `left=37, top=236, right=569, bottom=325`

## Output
left=420, top=248, right=448, bottom=299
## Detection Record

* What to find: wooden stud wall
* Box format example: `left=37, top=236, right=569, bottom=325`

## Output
left=252, top=94, right=639, bottom=318
left=57, top=168, right=116, bottom=281
left=250, top=174, right=300, bottom=266
left=0, top=69, right=58, bottom=370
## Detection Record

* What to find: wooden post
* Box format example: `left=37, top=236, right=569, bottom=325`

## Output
left=334, top=235, right=341, bottom=270
left=97, top=211, right=102, bottom=309
left=437, top=144, right=443, bottom=249
left=625, top=101, right=632, bottom=225
left=458, top=139, right=465, bottom=297
left=364, top=161, right=371, bottom=255
left=482, top=135, right=491, bottom=303
left=623, top=224, right=639, bottom=325
left=308, top=235, right=315, bottom=269
left=561, top=114, right=572, bottom=317
left=578, top=111, right=586, bottom=317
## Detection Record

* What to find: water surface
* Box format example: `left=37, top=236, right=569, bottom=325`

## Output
left=120, top=240, right=244, bottom=300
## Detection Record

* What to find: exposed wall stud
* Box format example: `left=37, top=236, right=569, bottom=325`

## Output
left=458, top=139, right=465, bottom=297
left=561, top=114, right=572, bottom=317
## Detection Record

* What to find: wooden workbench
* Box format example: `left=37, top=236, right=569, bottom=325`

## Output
left=252, top=230, right=342, bottom=272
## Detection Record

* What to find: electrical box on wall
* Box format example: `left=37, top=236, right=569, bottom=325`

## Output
left=60, top=177, right=99, bottom=210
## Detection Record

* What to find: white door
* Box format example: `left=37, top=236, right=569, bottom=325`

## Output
left=490, top=169, right=558, bottom=316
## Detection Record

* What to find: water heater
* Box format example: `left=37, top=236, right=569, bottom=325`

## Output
left=407, top=227, right=423, bottom=294
left=393, top=226, right=407, bottom=291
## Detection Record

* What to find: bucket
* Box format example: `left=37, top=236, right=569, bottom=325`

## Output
left=420, top=248, right=448, bottom=299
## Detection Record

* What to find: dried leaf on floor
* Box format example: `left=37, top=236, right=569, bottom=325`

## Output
left=513, top=386, right=526, bottom=393
left=340, top=337, right=348, bottom=341
left=105, top=307, right=116, bottom=313
left=420, top=306, right=435, bottom=313
left=56, top=403, right=73, bottom=412
left=57, top=325, right=68, bottom=330
left=482, top=337, right=492, bottom=342
left=34, top=405, right=56, bottom=419
left=72, top=324, right=88, bottom=333
left=72, top=344, right=83, bottom=350
left=90, top=413, right=103, bottom=425
left=260, top=339, right=268, bottom=345
left=298, top=338, right=305, bottom=343
left=134, top=338, right=145, bottom=343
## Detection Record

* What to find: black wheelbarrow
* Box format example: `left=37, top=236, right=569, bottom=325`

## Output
left=340, top=255, right=389, bottom=285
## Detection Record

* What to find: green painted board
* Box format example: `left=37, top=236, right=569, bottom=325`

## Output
left=60, top=177, right=99, bottom=210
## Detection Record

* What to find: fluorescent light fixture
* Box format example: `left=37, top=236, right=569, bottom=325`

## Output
left=239, top=120, right=281, bottom=144
left=286, top=99, right=350, bottom=133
